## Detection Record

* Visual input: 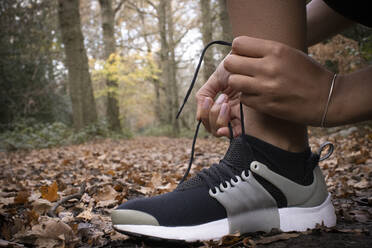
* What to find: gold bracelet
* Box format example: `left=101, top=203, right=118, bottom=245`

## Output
left=321, top=74, right=337, bottom=127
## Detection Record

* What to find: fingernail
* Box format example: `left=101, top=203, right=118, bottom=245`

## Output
left=216, top=94, right=226, bottom=104
left=203, top=98, right=211, bottom=109
left=219, top=103, right=227, bottom=116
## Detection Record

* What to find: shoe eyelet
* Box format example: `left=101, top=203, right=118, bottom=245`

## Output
left=231, top=176, right=241, bottom=186
left=208, top=186, right=220, bottom=197
left=251, top=161, right=259, bottom=170
left=241, top=170, right=249, bottom=181
left=220, top=181, right=231, bottom=191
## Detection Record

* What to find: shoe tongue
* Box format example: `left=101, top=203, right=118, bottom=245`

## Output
left=176, top=135, right=253, bottom=191
left=223, top=135, right=253, bottom=172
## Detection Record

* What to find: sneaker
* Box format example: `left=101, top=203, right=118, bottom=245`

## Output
left=111, top=41, right=337, bottom=242
left=111, top=135, right=336, bottom=242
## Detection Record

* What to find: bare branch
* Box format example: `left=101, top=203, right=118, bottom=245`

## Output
left=48, top=182, right=86, bottom=218
left=114, top=0, right=127, bottom=15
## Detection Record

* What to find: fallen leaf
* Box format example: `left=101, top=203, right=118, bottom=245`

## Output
left=0, top=239, right=24, bottom=247
left=219, top=232, right=241, bottom=246
left=76, top=208, right=93, bottom=221
left=14, top=191, right=30, bottom=204
left=0, top=197, right=14, bottom=206
left=26, top=210, right=39, bottom=225
left=40, top=181, right=59, bottom=202
left=32, top=199, right=53, bottom=215
left=96, top=199, right=117, bottom=208
left=255, top=233, right=300, bottom=245
left=137, top=186, right=152, bottom=195
left=149, top=172, right=162, bottom=188
left=353, top=178, right=369, bottom=189
left=94, top=185, right=118, bottom=202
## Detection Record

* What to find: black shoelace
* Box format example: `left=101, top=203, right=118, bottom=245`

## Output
left=177, top=41, right=254, bottom=188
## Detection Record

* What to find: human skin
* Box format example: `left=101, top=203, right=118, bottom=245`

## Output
left=197, top=0, right=309, bottom=152
left=196, top=0, right=371, bottom=151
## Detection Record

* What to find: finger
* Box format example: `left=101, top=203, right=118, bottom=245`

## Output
left=231, top=36, right=272, bottom=57
left=217, top=118, right=242, bottom=137
left=216, top=127, right=230, bottom=137
left=231, top=118, right=243, bottom=137
left=199, top=97, right=213, bottom=132
left=216, top=103, right=230, bottom=129
left=224, top=54, right=262, bottom=76
left=228, top=74, right=261, bottom=95
left=209, top=94, right=227, bottom=136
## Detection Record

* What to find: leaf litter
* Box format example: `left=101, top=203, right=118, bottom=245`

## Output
left=0, top=125, right=371, bottom=247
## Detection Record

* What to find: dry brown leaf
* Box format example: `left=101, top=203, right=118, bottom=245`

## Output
left=138, top=186, right=152, bottom=195
left=94, top=185, right=118, bottom=202
left=96, top=199, right=117, bottom=208
left=106, top=169, right=115, bottom=176
left=32, top=199, right=53, bottom=215
left=0, top=197, right=14, bottom=207
left=255, top=233, right=300, bottom=245
left=149, top=172, right=162, bottom=188
left=26, top=210, right=39, bottom=225
left=40, top=181, right=59, bottom=202
left=353, top=178, right=369, bottom=189
left=14, top=216, right=74, bottom=245
left=0, top=239, right=24, bottom=248
left=219, top=232, right=241, bottom=246
left=76, top=208, right=93, bottom=221
left=14, top=191, right=30, bottom=204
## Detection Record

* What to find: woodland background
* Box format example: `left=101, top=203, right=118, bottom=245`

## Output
left=0, top=0, right=371, bottom=247
left=0, top=0, right=371, bottom=148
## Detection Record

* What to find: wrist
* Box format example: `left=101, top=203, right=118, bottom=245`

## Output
left=325, top=74, right=348, bottom=127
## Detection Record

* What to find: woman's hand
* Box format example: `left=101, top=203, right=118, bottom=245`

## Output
left=196, top=60, right=243, bottom=137
left=224, top=36, right=334, bottom=126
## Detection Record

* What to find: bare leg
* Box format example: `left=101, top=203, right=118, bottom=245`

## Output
left=227, top=0, right=308, bottom=152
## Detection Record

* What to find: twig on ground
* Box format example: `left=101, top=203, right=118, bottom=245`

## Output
left=48, top=182, right=86, bottom=217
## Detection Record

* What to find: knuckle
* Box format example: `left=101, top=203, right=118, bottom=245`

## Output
left=270, top=42, right=285, bottom=57
left=223, top=56, right=234, bottom=70
left=264, top=63, right=278, bottom=76
left=264, top=81, right=277, bottom=95
left=195, top=91, right=202, bottom=100
left=232, top=36, right=245, bottom=50
left=227, top=74, right=237, bottom=87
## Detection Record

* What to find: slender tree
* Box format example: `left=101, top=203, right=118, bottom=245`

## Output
left=57, top=0, right=97, bottom=130
left=200, top=0, right=215, bottom=82
left=99, top=0, right=121, bottom=131
left=166, top=0, right=180, bottom=135
left=218, top=0, right=233, bottom=56
left=157, top=0, right=173, bottom=126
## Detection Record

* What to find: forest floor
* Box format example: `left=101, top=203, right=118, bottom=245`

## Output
left=0, top=124, right=371, bottom=248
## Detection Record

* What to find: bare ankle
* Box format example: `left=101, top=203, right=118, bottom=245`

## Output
left=243, top=107, right=308, bottom=152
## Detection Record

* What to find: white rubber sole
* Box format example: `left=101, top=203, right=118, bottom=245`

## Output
left=113, top=194, right=336, bottom=242
left=279, top=193, right=336, bottom=232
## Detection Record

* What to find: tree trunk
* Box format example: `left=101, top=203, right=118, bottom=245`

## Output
left=57, top=0, right=97, bottom=130
left=157, top=0, right=173, bottom=125
left=137, top=3, right=164, bottom=124
left=218, top=0, right=233, bottom=56
left=200, top=0, right=215, bottom=82
left=99, top=0, right=121, bottom=131
left=166, top=1, right=180, bottom=136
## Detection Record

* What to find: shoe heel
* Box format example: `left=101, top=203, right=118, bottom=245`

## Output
left=279, top=193, right=336, bottom=232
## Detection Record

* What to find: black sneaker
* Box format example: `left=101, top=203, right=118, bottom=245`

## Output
left=111, top=41, right=336, bottom=242
left=111, top=134, right=336, bottom=242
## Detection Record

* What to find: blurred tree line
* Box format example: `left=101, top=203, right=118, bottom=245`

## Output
left=0, top=0, right=371, bottom=145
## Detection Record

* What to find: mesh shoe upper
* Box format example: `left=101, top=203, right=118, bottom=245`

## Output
left=116, top=184, right=227, bottom=226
